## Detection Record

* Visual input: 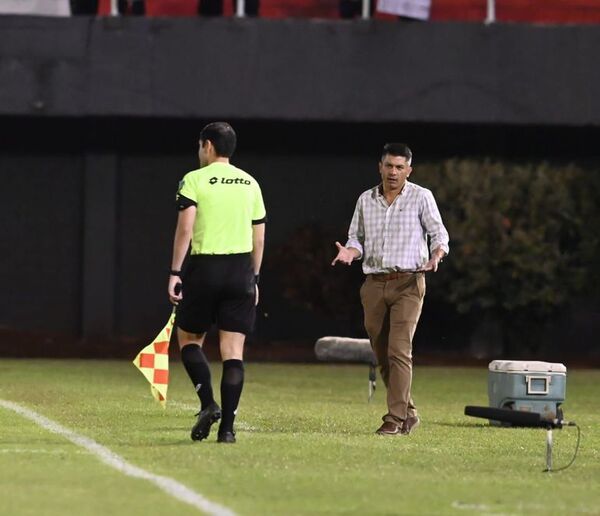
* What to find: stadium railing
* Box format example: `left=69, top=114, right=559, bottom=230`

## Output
left=91, top=0, right=600, bottom=24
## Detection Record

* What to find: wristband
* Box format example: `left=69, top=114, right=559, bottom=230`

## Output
left=170, top=270, right=182, bottom=277
left=255, top=274, right=260, bottom=285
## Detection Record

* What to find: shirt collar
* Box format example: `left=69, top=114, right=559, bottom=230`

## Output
left=375, top=180, right=412, bottom=198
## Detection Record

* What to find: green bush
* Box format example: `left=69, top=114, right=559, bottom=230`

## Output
left=417, top=159, right=600, bottom=353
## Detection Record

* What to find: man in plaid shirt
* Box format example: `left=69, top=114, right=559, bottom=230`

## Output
left=332, top=143, right=449, bottom=436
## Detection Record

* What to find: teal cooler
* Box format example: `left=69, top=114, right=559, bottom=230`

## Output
left=488, top=360, right=566, bottom=426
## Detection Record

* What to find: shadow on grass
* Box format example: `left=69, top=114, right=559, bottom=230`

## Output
left=431, top=421, right=490, bottom=428
left=151, top=427, right=189, bottom=432
left=146, top=441, right=199, bottom=446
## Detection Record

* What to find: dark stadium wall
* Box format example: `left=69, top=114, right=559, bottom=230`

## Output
left=0, top=127, right=378, bottom=354
left=1, top=117, right=599, bottom=361
left=1, top=14, right=600, bottom=359
left=0, top=154, right=83, bottom=334
left=0, top=17, right=599, bottom=125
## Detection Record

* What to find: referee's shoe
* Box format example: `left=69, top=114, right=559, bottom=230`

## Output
left=217, top=430, right=236, bottom=444
left=191, top=402, right=221, bottom=441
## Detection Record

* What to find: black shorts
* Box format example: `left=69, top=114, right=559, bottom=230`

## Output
left=176, top=253, right=256, bottom=335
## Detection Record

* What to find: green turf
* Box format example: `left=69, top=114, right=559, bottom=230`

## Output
left=0, top=359, right=598, bottom=515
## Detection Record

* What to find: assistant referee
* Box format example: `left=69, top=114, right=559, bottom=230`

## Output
left=168, top=122, right=266, bottom=444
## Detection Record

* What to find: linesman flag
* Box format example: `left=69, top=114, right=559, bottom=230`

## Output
left=132, top=310, right=175, bottom=407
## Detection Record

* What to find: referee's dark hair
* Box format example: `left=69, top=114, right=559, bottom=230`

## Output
left=200, top=122, right=237, bottom=158
left=382, top=143, right=412, bottom=165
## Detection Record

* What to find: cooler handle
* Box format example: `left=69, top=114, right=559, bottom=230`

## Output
left=525, top=375, right=550, bottom=395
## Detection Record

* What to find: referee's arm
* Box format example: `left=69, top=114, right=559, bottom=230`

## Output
left=251, top=223, right=265, bottom=276
left=168, top=206, right=196, bottom=304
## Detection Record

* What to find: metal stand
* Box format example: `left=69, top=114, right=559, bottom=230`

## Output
left=485, top=0, right=496, bottom=24
left=236, top=0, right=246, bottom=17
left=368, top=364, right=376, bottom=402
left=546, top=428, right=553, bottom=471
left=362, top=0, right=371, bottom=20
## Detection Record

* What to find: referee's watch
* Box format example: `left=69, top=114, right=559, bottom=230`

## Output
left=170, top=270, right=182, bottom=277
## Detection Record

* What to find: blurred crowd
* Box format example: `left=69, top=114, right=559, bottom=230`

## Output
left=0, top=0, right=435, bottom=21
left=73, top=0, right=431, bottom=21
left=1, top=0, right=598, bottom=24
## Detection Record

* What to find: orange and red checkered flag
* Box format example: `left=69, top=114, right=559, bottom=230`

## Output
left=132, top=310, right=175, bottom=407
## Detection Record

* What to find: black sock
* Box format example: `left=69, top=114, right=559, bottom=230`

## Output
left=180, top=344, right=214, bottom=410
left=219, top=359, right=244, bottom=434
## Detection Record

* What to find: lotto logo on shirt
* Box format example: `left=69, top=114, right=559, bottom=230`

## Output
left=209, top=177, right=251, bottom=185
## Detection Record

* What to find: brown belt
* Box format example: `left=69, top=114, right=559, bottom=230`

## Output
left=369, top=271, right=421, bottom=281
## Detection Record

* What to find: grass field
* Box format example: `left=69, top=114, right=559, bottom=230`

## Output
left=0, top=359, right=599, bottom=516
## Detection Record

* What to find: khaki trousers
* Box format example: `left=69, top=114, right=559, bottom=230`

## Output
left=360, top=273, right=425, bottom=424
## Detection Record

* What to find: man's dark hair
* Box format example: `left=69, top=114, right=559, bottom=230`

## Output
left=381, top=143, right=412, bottom=164
left=200, top=122, right=237, bottom=157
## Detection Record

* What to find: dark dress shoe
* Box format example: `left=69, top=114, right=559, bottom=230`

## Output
left=401, top=416, right=420, bottom=435
left=375, top=421, right=402, bottom=435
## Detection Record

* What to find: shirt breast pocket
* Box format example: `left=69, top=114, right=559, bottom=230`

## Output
left=397, top=207, right=420, bottom=233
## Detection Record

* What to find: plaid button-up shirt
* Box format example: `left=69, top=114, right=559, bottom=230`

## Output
left=345, top=181, right=450, bottom=274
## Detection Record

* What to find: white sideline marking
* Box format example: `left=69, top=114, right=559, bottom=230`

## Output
left=0, top=399, right=236, bottom=516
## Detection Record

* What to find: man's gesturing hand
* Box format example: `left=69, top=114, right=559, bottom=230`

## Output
left=419, top=257, right=440, bottom=272
left=331, top=241, right=358, bottom=266
left=418, top=248, right=445, bottom=272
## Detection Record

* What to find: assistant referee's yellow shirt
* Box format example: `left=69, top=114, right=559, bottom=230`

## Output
left=176, top=162, right=267, bottom=255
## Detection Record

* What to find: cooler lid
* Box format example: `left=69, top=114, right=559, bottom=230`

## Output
left=488, top=360, right=567, bottom=373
